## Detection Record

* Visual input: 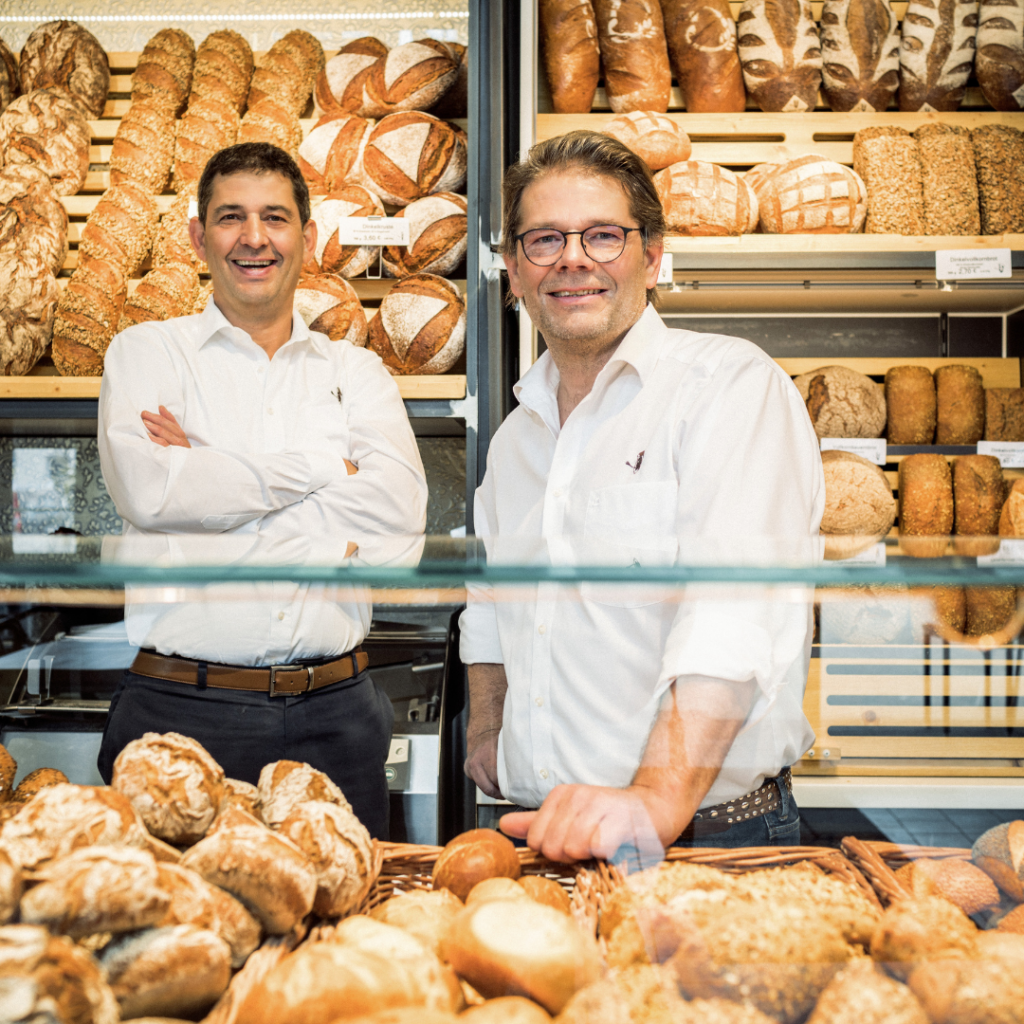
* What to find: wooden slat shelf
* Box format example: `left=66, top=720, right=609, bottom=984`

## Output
left=774, top=357, right=1020, bottom=388
left=662, top=232, right=1024, bottom=255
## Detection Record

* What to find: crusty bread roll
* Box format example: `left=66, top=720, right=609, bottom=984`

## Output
left=518, top=876, right=572, bottom=915
left=737, top=0, right=823, bottom=112
left=20, top=20, right=110, bottom=118
left=10, top=767, right=67, bottom=805
left=899, top=454, right=954, bottom=542
left=118, top=264, right=201, bottom=333
left=953, top=454, right=1004, bottom=537
left=654, top=160, right=758, bottom=236
left=820, top=450, right=896, bottom=537
left=985, top=388, right=1024, bottom=441
left=853, top=127, right=925, bottom=234
left=0, top=251, right=58, bottom=377
left=915, top=124, right=980, bottom=236
left=51, top=254, right=128, bottom=376
left=432, top=829, right=522, bottom=902
left=466, top=877, right=532, bottom=906
left=806, top=958, right=928, bottom=1024
left=256, top=759, right=352, bottom=828
left=363, top=40, right=459, bottom=117
left=885, top=365, right=936, bottom=443
left=190, top=29, right=253, bottom=113
left=172, top=97, right=241, bottom=191
left=820, top=0, right=901, bottom=111
left=0, top=847, right=21, bottom=924
left=315, top=37, right=388, bottom=117
left=239, top=97, right=303, bottom=158
left=602, top=112, right=692, bottom=170
left=310, top=184, right=386, bottom=277
left=221, top=777, right=262, bottom=819
left=909, top=954, right=1024, bottom=1024
left=383, top=192, right=468, bottom=278
left=371, top=889, right=465, bottom=959
left=899, top=857, right=1001, bottom=915
left=461, top=996, right=553, bottom=1023
left=663, top=0, right=746, bottom=112
left=899, top=0, right=980, bottom=111
left=0, top=164, right=68, bottom=275
left=935, top=364, right=985, bottom=444
left=294, top=273, right=369, bottom=346
left=971, top=125, right=1024, bottom=234
left=976, top=0, right=1024, bottom=110
left=132, top=27, right=196, bottom=117
left=871, top=896, right=978, bottom=980
left=593, top=0, right=673, bottom=112
left=110, top=100, right=176, bottom=193
left=753, top=156, right=867, bottom=234
left=298, top=113, right=374, bottom=191
left=972, top=819, right=1024, bottom=900
left=794, top=365, right=885, bottom=438
left=79, top=181, right=159, bottom=276
left=539, top=0, right=601, bottom=112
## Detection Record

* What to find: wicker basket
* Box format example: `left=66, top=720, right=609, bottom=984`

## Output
left=841, top=835, right=972, bottom=905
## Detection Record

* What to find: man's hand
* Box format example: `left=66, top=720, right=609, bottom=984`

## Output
left=141, top=406, right=191, bottom=449
left=464, top=726, right=501, bottom=799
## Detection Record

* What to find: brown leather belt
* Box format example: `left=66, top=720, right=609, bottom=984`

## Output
left=130, top=648, right=369, bottom=697
left=680, top=766, right=792, bottom=839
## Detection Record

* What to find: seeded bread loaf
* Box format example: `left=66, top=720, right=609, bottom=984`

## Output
left=976, top=0, right=1024, bottom=109
left=172, top=97, right=240, bottom=191
left=78, top=181, right=159, bottom=275
left=794, top=365, right=885, bottom=438
left=999, top=477, right=1024, bottom=536
left=820, top=450, right=897, bottom=537
left=0, top=251, right=58, bottom=376
left=132, top=27, right=196, bottom=117
left=820, top=0, right=901, bottom=111
left=853, top=126, right=926, bottom=234
left=247, top=32, right=321, bottom=117
left=10, top=767, right=67, bottom=805
left=915, top=123, right=979, bottom=235
left=540, top=0, right=601, bottom=112
left=51, top=255, right=128, bottom=375
left=737, top=0, right=823, bottom=111
left=189, top=29, right=253, bottom=113
left=663, top=0, right=747, bottom=112
left=971, top=124, right=1024, bottom=233
left=965, top=585, right=1018, bottom=635
left=118, top=264, right=201, bottom=333
left=886, top=366, right=936, bottom=443
left=899, top=0, right=980, bottom=111
left=152, top=183, right=205, bottom=272
left=239, top=97, right=303, bottom=158
left=109, top=100, right=176, bottom=193
left=899, top=453, right=954, bottom=537
left=985, top=388, right=1024, bottom=440
left=953, top=454, right=1005, bottom=538
left=19, top=20, right=109, bottom=118
left=935, top=364, right=985, bottom=443
left=593, top=0, right=673, bottom=112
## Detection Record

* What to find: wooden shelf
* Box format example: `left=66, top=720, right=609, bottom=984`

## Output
left=774, top=356, right=1020, bottom=388
left=662, top=232, right=1024, bottom=254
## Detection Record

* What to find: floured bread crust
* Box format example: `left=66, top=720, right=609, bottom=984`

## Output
left=0, top=847, right=20, bottom=924
left=221, top=778, right=263, bottom=821
left=257, top=761, right=351, bottom=828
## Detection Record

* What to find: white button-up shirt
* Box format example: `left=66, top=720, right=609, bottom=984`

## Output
left=99, top=299, right=427, bottom=665
left=459, top=305, right=823, bottom=810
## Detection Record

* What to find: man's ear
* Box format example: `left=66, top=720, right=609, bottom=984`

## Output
left=643, top=236, right=665, bottom=291
left=188, top=216, right=206, bottom=262
left=503, top=252, right=524, bottom=298
left=303, top=217, right=317, bottom=266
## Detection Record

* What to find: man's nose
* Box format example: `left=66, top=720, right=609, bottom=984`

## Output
left=240, top=212, right=268, bottom=248
left=557, top=232, right=595, bottom=269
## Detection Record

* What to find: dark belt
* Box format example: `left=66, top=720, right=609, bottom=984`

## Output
left=679, top=766, right=792, bottom=839
left=130, top=648, right=369, bottom=697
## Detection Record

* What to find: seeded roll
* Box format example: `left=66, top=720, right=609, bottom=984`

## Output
left=935, top=364, right=985, bottom=444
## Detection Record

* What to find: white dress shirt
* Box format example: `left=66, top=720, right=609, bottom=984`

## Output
left=459, top=304, right=824, bottom=810
left=98, top=298, right=427, bottom=665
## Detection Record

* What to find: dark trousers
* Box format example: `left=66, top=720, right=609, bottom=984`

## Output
left=98, top=665, right=394, bottom=840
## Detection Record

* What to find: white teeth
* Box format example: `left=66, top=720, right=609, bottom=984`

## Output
left=236, top=260, right=273, bottom=267
left=552, top=289, right=602, bottom=296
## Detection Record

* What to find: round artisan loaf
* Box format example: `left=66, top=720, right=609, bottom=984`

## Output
left=363, top=39, right=459, bottom=116
left=51, top=254, right=128, bottom=375
left=100, top=924, right=232, bottom=1019
left=794, top=365, right=885, bottom=438
left=172, top=97, right=241, bottom=190
left=357, top=111, right=467, bottom=206
left=819, top=450, right=896, bottom=537
left=899, top=857, right=1001, bottom=915
left=111, top=731, right=226, bottom=846
left=310, top=183, right=386, bottom=277
left=0, top=847, right=21, bottom=924
left=118, top=264, right=201, bottom=333
left=370, top=888, right=465, bottom=958
left=19, top=20, right=109, bottom=119
left=132, top=28, right=196, bottom=117
left=972, top=819, right=1024, bottom=900
left=78, top=181, right=159, bottom=275
left=383, top=192, right=467, bottom=278
left=189, top=29, right=253, bottom=113
left=898, top=453, right=954, bottom=537
left=239, top=98, right=303, bottom=158
left=953, top=454, right=1005, bottom=538
left=602, top=111, right=692, bottom=170
left=221, top=777, right=263, bottom=819
left=885, top=365, right=936, bottom=444
left=753, top=155, right=867, bottom=233
left=0, top=251, right=58, bottom=376
left=180, top=806, right=317, bottom=933
left=298, top=113, right=374, bottom=190
left=0, top=88, right=90, bottom=196
left=654, top=161, right=758, bottom=236
left=0, top=163, right=69, bottom=274
left=870, top=896, right=978, bottom=980
left=294, top=273, right=368, bottom=346
left=315, top=37, right=390, bottom=117
left=152, top=184, right=205, bottom=273
left=368, top=273, right=466, bottom=375
left=0, top=38, right=18, bottom=115
left=431, top=828, right=522, bottom=902
left=109, top=99, right=176, bottom=192
left=744, top=162, right=782, bottom=195
left=20, top=846, right=170, bottom=937
left=278, top=799, right=375, bottom=917
left=432, top=41, right=468, bottom=118
left=737, top=0, right=823, bottom=112
left=935, top=364, right=986, bottom=444
left=257, top=759, right=352, bottom=828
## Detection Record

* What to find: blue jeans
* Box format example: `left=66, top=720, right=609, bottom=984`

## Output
left=673, top=774, right=800, bottom=848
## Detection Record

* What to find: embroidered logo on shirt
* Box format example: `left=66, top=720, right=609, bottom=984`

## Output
left=625, top=450, right=645, bottom=474
left=332, top=387, right=343, bottom=404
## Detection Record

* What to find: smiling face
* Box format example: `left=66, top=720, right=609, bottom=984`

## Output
left=504, top=169, right=662, bottom=358
left=189, top=170, right=316, bottom=330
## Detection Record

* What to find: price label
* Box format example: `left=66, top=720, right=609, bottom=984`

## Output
left=187, top=199, right=199, bottom=219
left=819, top=437, right=887, bottom=465
left=337, top=217, right=410, bottom=246
left=658, top=252, right=674, bottom=285
left=977, top=540, right=1024, bottom=566
left=838, top=542, right=887, bottom=566
left=936, top=248, right=1012, bottom=280
left=977, top=441, right=1024, bottom=468
left=386, top=738, right=409, bottom=764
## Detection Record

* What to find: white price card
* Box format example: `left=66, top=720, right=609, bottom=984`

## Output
left=386, top=738, right=409, bottom=764
left=337, top=217, right=410, bottom=247
left=977, top=441, right=1024, bottom=467
left=936, top=248, right=1012, bottom=280
left=187, top=199, right=199, bottom=219
left=819, top=437, right=887, bottom=465
left=977, top=540, right=1024, bottom=566
left=657, top=252, right=674, bottom=285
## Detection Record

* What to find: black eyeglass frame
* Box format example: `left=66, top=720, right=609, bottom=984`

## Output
left=513, top=225, right=647, bottom=266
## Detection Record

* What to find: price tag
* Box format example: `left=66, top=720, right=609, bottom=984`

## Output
left=337, top=217, right=410, bottom=246
left=658, top=252, right=674, bottom=285
left=187, top=199, right=198, bottom=219
left=977, top=540, right=1024, bottom=566
left=936, top=248, right=1012, bottom=280
left=838, top=542, right=887, bottom=566
left=819, top=438, right=887, bottom=465
left=977, top=441, right=1024, bottom=467
left=386, top=738, right=409, bottom=764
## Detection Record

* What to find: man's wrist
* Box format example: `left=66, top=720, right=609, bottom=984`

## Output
left=629, top=777, right=701, bottom=846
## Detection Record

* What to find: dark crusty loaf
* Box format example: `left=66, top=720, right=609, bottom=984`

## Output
left=172, top=97, right=240, bottom=191
left=737, top=0, right=823, bottom=112
left=794, top=364, right=885, bottom=437
left=935, top=364, right=985, bottom=443
left=19, top=20, right=109, bottom=118
left=820, top=0, right=901, bottom=111
left=914, top=123, right=979, bottom=235
left=0, top=251, right=59, bottom=376
left=593, top=0, right=673, bottom=112
left=899, top=453, right=954, bottom=536
left=899, top=0, right=980, bottom=111
left=663, top=0, right=747, bottom=112
left=132, top=28, right=196, bottom=117
left=885, top=365, right=936, bottom=443
left=853, top=126, right=925, bottom=234
left=540, top=0, right=601, bottom=112
left=189, top=29, right=253, bottom=113
left=51, top=255, right=128, bottom=375
left=976, top=0, right=1024, bottom=109
left=971, top=125, right=1024, bottom=234
left=0, top=163, right=68, bottom=274
left=118, top=265, right=201, bottom=333
left=0, top=37, right=18, bottom=114
left=110, top=100, right=176, bottom=193
left=985, top=388, right=1024, bottom=440
left=432, top=41, right=468, bottom=118
left=79, top=182, right=159, bottom=275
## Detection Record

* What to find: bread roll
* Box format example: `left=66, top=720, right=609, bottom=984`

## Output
left=20, top=20, right=109, bottom=118
left=985, top=388, right=1024, bottom=440
left=10, top=768, right=67, bottom=806
left=315, top=37, right=389, bottom=117
left=132, top=28, right=196, bottom=117
left=915, top=124, right=979, bottom=235
left=820, top=450, right=896, bottom=536
left=118, top=264, right=201, bottom=332
left=190, top=29, right=253, bottom=113
left=384, top=192, right=467, bottom=278
left=971, top=124, right=1024, bottom=234
left=899, top=453, right=954, bottom=538
left=972, top=819, right=1024, bottom=900
left=109, top=99, right=176, bottom=193
left=901, top=857, right=1001, bottom=914
left=654, top=161, right=758, bottom=236
left=0, top=251, right=58, bottom=376
left=368, top=273, right=466, bottom=375
left=466, top=877, right=532, bottom=906
left=794, top=365, right=885, bottom=437
left=152, top=184, right=205, bottom=273
left=298, top=113, right=374, bottom=191
left=51, top=255, right=128, bottom=375
left=820, top=0, right=901, bottom=111
left=172, top=97, right=241, bottom=191
left=752, top=155, right=867, bottom=233
left=737, top=0, right=823, bottom=111
left=220, top=777, right=262, bottom=819
left=663, top=0, right=746, bottom=112
left=0, top=744, right=15, bottom=802
left=0, top=848, right=20, bottom=925
left=806, top=959, right=928, bottom=1024
left=909, top=955, right=1024, bottom=1024
left=885, top=365, right=936, bottom=443
left=593, top=0, right=673, bottom=112
left=363, top=40, right=458, bottom=117
left=976, top=0, right=1024, bottom=109
left=539, top=0, right=601, bottom=112
left=239, top=98, right=303, bottom=157
left=294, top=274, right=368, bottom=346
left=0, top=38, right=18, bottom=115
left=899, top=0, right=980, bottom=111
left=935, top=364, right=985, bottom=443
left=309, top=183, right=386, bottom=277
left=953, top=454, right=1004, bottom=537
left=357, top=111, right=467, bottom=206
left=371, top=889, right=465, bottom=959
left=0, top=88, right=90, bottom=196
left=461, top=998, right=553, bottom=1024
left=602, top=112, right=692, bottom=170
left=432, top=829, right=522, bottom=902
left=518, top=876, right=572, bottom=915
left=853, top=126, right=925, bottom=234
left=872, top=897, right=978, bottom=980
left=257, top=759, right=352, bottom=828
left=0, top=164, right=68, bottom=274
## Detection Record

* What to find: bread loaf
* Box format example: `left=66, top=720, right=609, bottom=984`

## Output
left=794, top=365, right=885, bottom=437
left=909, top=954, right=1024, bottom=1024
left=466, top=877, right=531, bottom=906
left=294, top=274, right=368, bottom=345
left=976, top=0, right=1024, bottom=109
left=109, top=100, right=176, bottom=193
left=431, top=828, right=522, bottom=902
left=431, top=41, right=468, bottom=118
left=153, top=184, right=205, bottom=273
left=853, top=126, right=926, bottom=234
left=985, top=388, right=1024, bottom=440
left=899, top=857, right=1001, bottom=918
left=737, top=0, right=823, bottom=111
left=899, top=453, right=954, bottom=538
left=190, top=29, right=253, bottom=113
left=10, top=767, right=67, bottom=804
left=247, top=37, right=313, bottom=117
left=79, top=181, right=159, bottom=275
left=172, top=97, right=240, bottom=191
left=316, top=38, right=389, bottom=117
left=192, top=280, right=214, bottom=316
left=820, top=0, right=901, bottom=110
left=915, top=123, right=979, bottom=235
left=885, top=365, right=936, bottom=442
left=539, top=0, right=601, bottom=112
left=239, top=98, right=302, bottom=157
left=899, top=0, right=980, bottom=110
left=383, top=192, right=467, bottom=278
left=132, top=28, right=196, bottom=117
left=663, top=0, right=747, bottom=112
left=971, top=125, right=1024, bottom=234
left=368, top=273, right=466, bottom=375
left=0, top=744, right=15, bottom=801
left=274, top=29, right=326, bottom=83
left=220, top=776, right=262, bottom=819
left=0, top=38, right=18, bottom=115
left=968, top=585, right=1019, bottom=636
left=363, top=40, right=459, bottom=117
left=51, top=255, right=127, bottom=375
left=0, top=251, right=58, bottom=376
left=820, top=450, right=896, bottom=536
left=593, top=0, right=673, bottom=112
left=999, top=477, right=1024, bottom=536
left=298, top=113, right=374, bottom=190
left=935, top=363, right=985, bottom=443
left=0, top=88, right=90, bottom=196
left=953, top=454, right=1004, bottom=539
left=972, top=819, right=1024, bottom=900
left=371, top=889, right=465, bottom=959
left=602, top=111, right=692, bottom=170
left=654, top=160, right=758, bottom=236
left=310, top=183, right=387, bottom=277
left=0, top=848, right=19, bottom=925
left=462, top=997, right=553, bottom=1023
left=256, top=759, right=352, bottom=827
left=19, top=20, right=109, bottom=118
left=753, top=155, right=867, bottom=233
left=807, top=959, right=929, bottom=1024
left=118, top=264, right=200, bottom=332
left=357, top=111, right=467, bottom=206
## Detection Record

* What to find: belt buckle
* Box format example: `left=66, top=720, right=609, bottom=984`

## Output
left=268, top=664, right=312, bottom=697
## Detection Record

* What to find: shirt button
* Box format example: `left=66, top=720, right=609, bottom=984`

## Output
left=535, top=696, right=543, bottom=707
left=538, top=624, right=546, bottom=635
left=539, top=768, right=548, bottom=779
left=277, top=611, right=285, bottom=621
left=268, top=407, right=274, bottom=415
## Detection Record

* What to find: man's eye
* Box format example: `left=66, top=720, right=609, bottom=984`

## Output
left=533, top=233, right=561, bottom=245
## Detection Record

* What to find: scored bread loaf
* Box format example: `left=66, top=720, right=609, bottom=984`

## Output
left=820, top=0, right=901, bottom=111
left=737, top=0, right=823, bottom=112
left=0, top=251, right=59, bottom=376
left=899, top=453, right=954, bottom=537
left=662, top=0, right=747, bottom=112
left=222, top=777, right=262, bottom=819
left=593, top=0, right=673, bottom=112
left=246, top=33, right=317, bottom=117
left=152, top=183, right=205, bottom=272
left=315, top=37, right=389, bottom=117
left=19, top=20, right=110, bottom=118
left=310, top=183, right=387, bottom=277
left=953, top=454, right=1004, bottom=537
left=172, top=97, right=241, bottom=191
left=239, top=97, right=302, bottom=157
left=79, top=181, right=159, bottom=275
left=971, top=125, right=1024, bottom=234
left=190, top=29, right=253, bottom=113
left=0, top=164, right=68, bottom=273
left=371, top=889, right=465, bottom=959
left=654, top=160, right=758, bottom=236
left=885, top=365, right=936, bottom=443
left=539, top=0, right=601, bottom=112
left=109, top=100, right=176, bottom=193
left=132, top=27, right=196, bottom=117
left=368, top=273, right=466, bottom=375
left=752, top=155, right=867, bottom=233
left=298, top=113, right=374, bottom=190
left=51, top=255, right=128, bottom=375
left=853, top=126, right=925, bottom=234
left=976, top=0, right=1024, bottom=109
left=899, top=0, right=980, bottom=111
left=383, top=192, right=468, bottom=278
left=0, top=38, right=17, bottom=114
left=935, top=363, right=985, bottom=443
left=602, top=111, right=692, bottom=170
left=294, top=274, right=368, bottom=346
left=821, top=451, right=897, bottom=537
left=915, top=123, right=979, bottom=235
left=363, top=39, right=459, bottom=117
left=256, top=759, right=352, bottom=828
left=986, top=388, right=1024, bottom=440
left=432, top=41, right=468, bottom=118
left=794, top=365, right=885, bottom=437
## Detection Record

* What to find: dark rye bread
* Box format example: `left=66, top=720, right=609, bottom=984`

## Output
left=985, top=389, right=1024, bottom=440
left=976, top=0, right=1024, bottom=109
left=971, top=125, right=1024, bottom=234
left=885, top=365, right=936, bottom=443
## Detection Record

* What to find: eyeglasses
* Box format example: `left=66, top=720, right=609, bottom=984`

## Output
left=515, top=225, right=645, bottom=266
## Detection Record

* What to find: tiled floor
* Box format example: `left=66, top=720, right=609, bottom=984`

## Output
left=800, top=807, right=1020, bottom=849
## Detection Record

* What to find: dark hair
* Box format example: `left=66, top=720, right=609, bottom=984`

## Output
left=197, top=142, right=311, bottom=226
left=502, top=131, right=667, bottom=306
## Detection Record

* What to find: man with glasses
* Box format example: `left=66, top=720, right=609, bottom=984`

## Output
left=459, top=131, right=824, bottom=860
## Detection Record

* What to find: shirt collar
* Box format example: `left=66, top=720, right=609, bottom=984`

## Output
left=195, top=297, right=326, bottom=357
